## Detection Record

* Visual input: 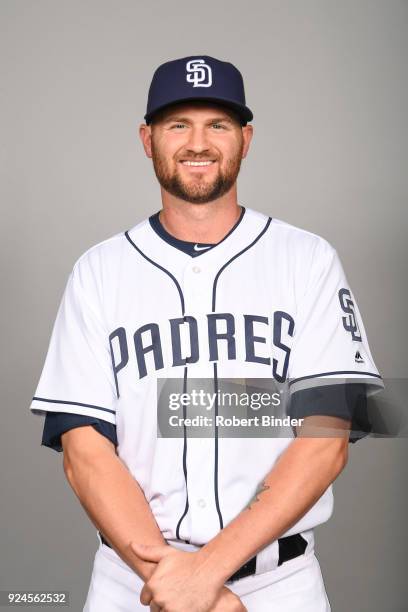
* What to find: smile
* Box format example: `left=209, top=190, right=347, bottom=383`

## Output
left=180, top=161, right=215, bottom=166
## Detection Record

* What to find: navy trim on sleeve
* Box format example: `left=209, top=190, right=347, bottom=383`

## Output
left=288, top=371, right=382, bottom=386
left=288, top=383, right=371, bottom=444
left=33, top=396, right=116, bottom=415
left=41, top=412, right=118, bottom=453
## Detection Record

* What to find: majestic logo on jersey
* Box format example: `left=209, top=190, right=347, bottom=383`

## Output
left=108, top=311, right=294, bottom=397
left=355, top=350, right=364, bottom=363
left=186, top=59, right=212, bottom=88
left=338, top=288, right=362, bottom=342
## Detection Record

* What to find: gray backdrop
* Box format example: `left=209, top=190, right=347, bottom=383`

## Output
left=1, top=1, right=407, bottom=610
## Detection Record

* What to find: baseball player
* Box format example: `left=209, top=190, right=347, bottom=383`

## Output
left=30, top=55, right=383, bottom=611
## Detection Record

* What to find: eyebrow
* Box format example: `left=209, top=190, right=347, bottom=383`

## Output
left=163, top=115, right=235, bottom=124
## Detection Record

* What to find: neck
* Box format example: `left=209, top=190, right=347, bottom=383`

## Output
left=159, top=188, right=241, bottom=243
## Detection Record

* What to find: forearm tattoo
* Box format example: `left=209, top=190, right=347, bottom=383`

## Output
left=246, top=481, right=270, bottom=510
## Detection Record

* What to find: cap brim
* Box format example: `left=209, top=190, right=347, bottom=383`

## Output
left=144, top=96, right=253, bottom=125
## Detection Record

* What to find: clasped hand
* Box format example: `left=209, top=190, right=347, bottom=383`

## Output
left=131, top=542, right=247, bottom=612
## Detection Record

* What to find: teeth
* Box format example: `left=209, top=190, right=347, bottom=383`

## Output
left=181, top=161, right=214, bottom=166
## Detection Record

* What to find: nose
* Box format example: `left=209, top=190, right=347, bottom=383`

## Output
left=185, top=125, right=211, bottom=155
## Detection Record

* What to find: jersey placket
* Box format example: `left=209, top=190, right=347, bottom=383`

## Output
left=178, top=259, right=221, bottom=543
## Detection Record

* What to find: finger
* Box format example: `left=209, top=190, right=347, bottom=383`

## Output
left=233, top=594, right=248, bottom=611
left=140, top=584, right=153, bottom=606
left=210, top=591, right=247, bottom=612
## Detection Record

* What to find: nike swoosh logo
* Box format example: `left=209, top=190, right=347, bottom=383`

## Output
left=193, top=244, right=212, bottom=251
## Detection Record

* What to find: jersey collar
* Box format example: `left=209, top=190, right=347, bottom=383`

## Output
left=148, top=206, right=246, bottom=258
left=126, top=206, right=270, bottom=277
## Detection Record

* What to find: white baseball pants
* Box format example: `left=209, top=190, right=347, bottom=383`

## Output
left=83, top=539, right=331, bottom=611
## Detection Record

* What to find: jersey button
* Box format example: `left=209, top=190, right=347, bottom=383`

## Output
left=197, top=498, right=206, bottom=508
left=192, top=266, right=201, bottom=274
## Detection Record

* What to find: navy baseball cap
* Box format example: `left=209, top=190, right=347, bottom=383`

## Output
left=144, top=55, right=253, bottom=126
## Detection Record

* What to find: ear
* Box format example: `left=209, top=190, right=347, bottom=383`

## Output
left=139, top=123, right=153, bottom=159
left=241, top=124, right=254, bottom=159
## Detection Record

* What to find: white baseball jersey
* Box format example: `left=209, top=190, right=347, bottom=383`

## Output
left=30, top=206, right=383, bottom=554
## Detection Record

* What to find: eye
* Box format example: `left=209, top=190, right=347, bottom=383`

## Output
left=211, top=123, right=226, bottom=130
left=171, top=123, right=186, bottom=129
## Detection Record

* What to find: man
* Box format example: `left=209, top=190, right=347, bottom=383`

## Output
left=30, top=55, right=383, bottom=611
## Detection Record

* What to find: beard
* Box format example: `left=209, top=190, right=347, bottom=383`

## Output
left=150, top=140, right=244, bottom=204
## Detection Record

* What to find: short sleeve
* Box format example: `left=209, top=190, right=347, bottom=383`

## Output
left=30, top=256, right=117, bottom=425
left=287, top=238, right=384, bottom=438
left=42, top=412, right=118, bottom=453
